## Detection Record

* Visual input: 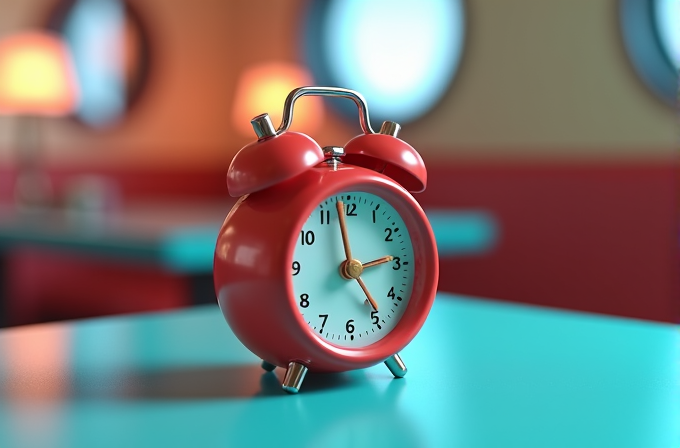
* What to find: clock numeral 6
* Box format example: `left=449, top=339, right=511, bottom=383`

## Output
left=292, top=261, right=301, bottom=276
left=299, top=293, right=310, bottom=308
left=345, top=319, right=355, bottom=334
left=300, top=230, right=315, bottom=245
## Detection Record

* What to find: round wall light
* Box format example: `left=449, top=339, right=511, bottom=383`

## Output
left=619, top=0, right=677, bottom=106
left=304, top=0, right=466, bottom=126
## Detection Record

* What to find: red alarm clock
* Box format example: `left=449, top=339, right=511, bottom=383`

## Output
left=214, top=87, right=438, bottom=393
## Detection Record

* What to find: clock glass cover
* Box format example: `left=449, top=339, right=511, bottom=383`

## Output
left=292, top=191, right=415, bottom=348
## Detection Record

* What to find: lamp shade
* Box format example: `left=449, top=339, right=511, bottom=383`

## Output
left=0, top=31, right=79, bottom=116
left=232, top=62, right=323, bottom=137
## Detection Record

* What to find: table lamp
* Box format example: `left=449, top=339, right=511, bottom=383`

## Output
left=0, top=30, right=79, bottom=208
left=231, top=62, right=323, bottom=138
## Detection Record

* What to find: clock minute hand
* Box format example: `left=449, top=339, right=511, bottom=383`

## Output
left=356, top=277, right=379, bottom=311
left=336, top=200, right=378, bottom=311
left=336, top=200, right=352, bottom=260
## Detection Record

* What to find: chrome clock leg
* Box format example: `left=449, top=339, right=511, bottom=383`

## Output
left=261, top=360, right=276, bottom=372
left=385, top=353, right=407, bottom=378
left=282, top=361, right=308, bottom=394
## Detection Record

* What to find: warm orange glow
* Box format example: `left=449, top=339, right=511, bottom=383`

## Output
left=0, top=31, right=79, bottom=115
left=232, top=62, right=323, bottom=137
left=1, top=324, right=72, bottom=400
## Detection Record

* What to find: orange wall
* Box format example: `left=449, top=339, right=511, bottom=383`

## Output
left=0, top=0, right=675, bottom=170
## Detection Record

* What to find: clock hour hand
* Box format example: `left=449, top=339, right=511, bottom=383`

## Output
left=361, top=256, right=393, bottom=269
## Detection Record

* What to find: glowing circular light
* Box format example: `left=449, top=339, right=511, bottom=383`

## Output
left=619, top=0, right=677, bottom=105
left=305, top=0, right=465, bottom=125
left=654, top=0, right=680, bottom=69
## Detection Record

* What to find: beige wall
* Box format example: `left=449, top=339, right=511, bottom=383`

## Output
left=0, top=0, right=675, bottom=169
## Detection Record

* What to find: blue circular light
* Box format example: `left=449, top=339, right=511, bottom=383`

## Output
left=305, top=0, right=465, bottom=125
left=654, top=0, right=680, bottom=69
left=619, top=0, right=677, bottom=105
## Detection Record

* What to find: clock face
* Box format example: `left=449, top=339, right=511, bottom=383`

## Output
left=292, top=191, right=415, bottom=348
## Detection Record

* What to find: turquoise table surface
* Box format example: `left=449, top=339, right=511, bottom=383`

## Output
left=1, top=294, right=677, bottom=448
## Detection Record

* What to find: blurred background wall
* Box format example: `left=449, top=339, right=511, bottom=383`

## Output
left=0, top=0, right=675, bottom=167
left=0, top=0, right=676, bottom=325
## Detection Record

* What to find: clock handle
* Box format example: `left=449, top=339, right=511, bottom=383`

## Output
left=277, top=86, right=376, bottom=135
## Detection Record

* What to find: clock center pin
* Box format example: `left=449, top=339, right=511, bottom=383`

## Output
left=340, top=259, right=363, bottom=279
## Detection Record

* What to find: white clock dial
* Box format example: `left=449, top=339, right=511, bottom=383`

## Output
left=292, top=191, right=415, bottom=348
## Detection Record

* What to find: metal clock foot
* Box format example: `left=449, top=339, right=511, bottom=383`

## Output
left=261, top=360, right=276, bottom=371
left=282, top=361, right=308, bottom=394
left=385, top=353, right=407, bottom=378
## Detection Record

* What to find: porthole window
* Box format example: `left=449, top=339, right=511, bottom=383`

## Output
left=304, top=0, right=466, bottom=126
left=46, top=0, right=152, bottom=129
left=620, top=0, right=677, bottom=106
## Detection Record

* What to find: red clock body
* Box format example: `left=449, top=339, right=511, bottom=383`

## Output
left=213, top=163, right=438, bottom=373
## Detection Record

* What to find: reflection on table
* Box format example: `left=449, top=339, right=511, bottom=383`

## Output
left=0, top=292, right=676, bottom=448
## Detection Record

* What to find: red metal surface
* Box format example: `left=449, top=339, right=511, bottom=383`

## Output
left=344, top=133, right=427, bottom=193
left=226, top=132, right=324, bottom=197
left=214, top=164, right=439, bottom=372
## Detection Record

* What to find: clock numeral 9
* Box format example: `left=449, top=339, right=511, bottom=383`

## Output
left=300, top=230, right=315, bottom=245
left=292, top=261, right=300, bottom=276
left=345, top=319, right=355, bottom=334
left=299, top=293, right=310, bottom=308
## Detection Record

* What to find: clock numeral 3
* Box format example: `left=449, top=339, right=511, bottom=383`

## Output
left=392, top=257, right=401, bottom=270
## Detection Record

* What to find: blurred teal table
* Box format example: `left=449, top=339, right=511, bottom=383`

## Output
left=0, top=293, right=676, bottom=448
left=0, top=203, right=497, bottom=273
